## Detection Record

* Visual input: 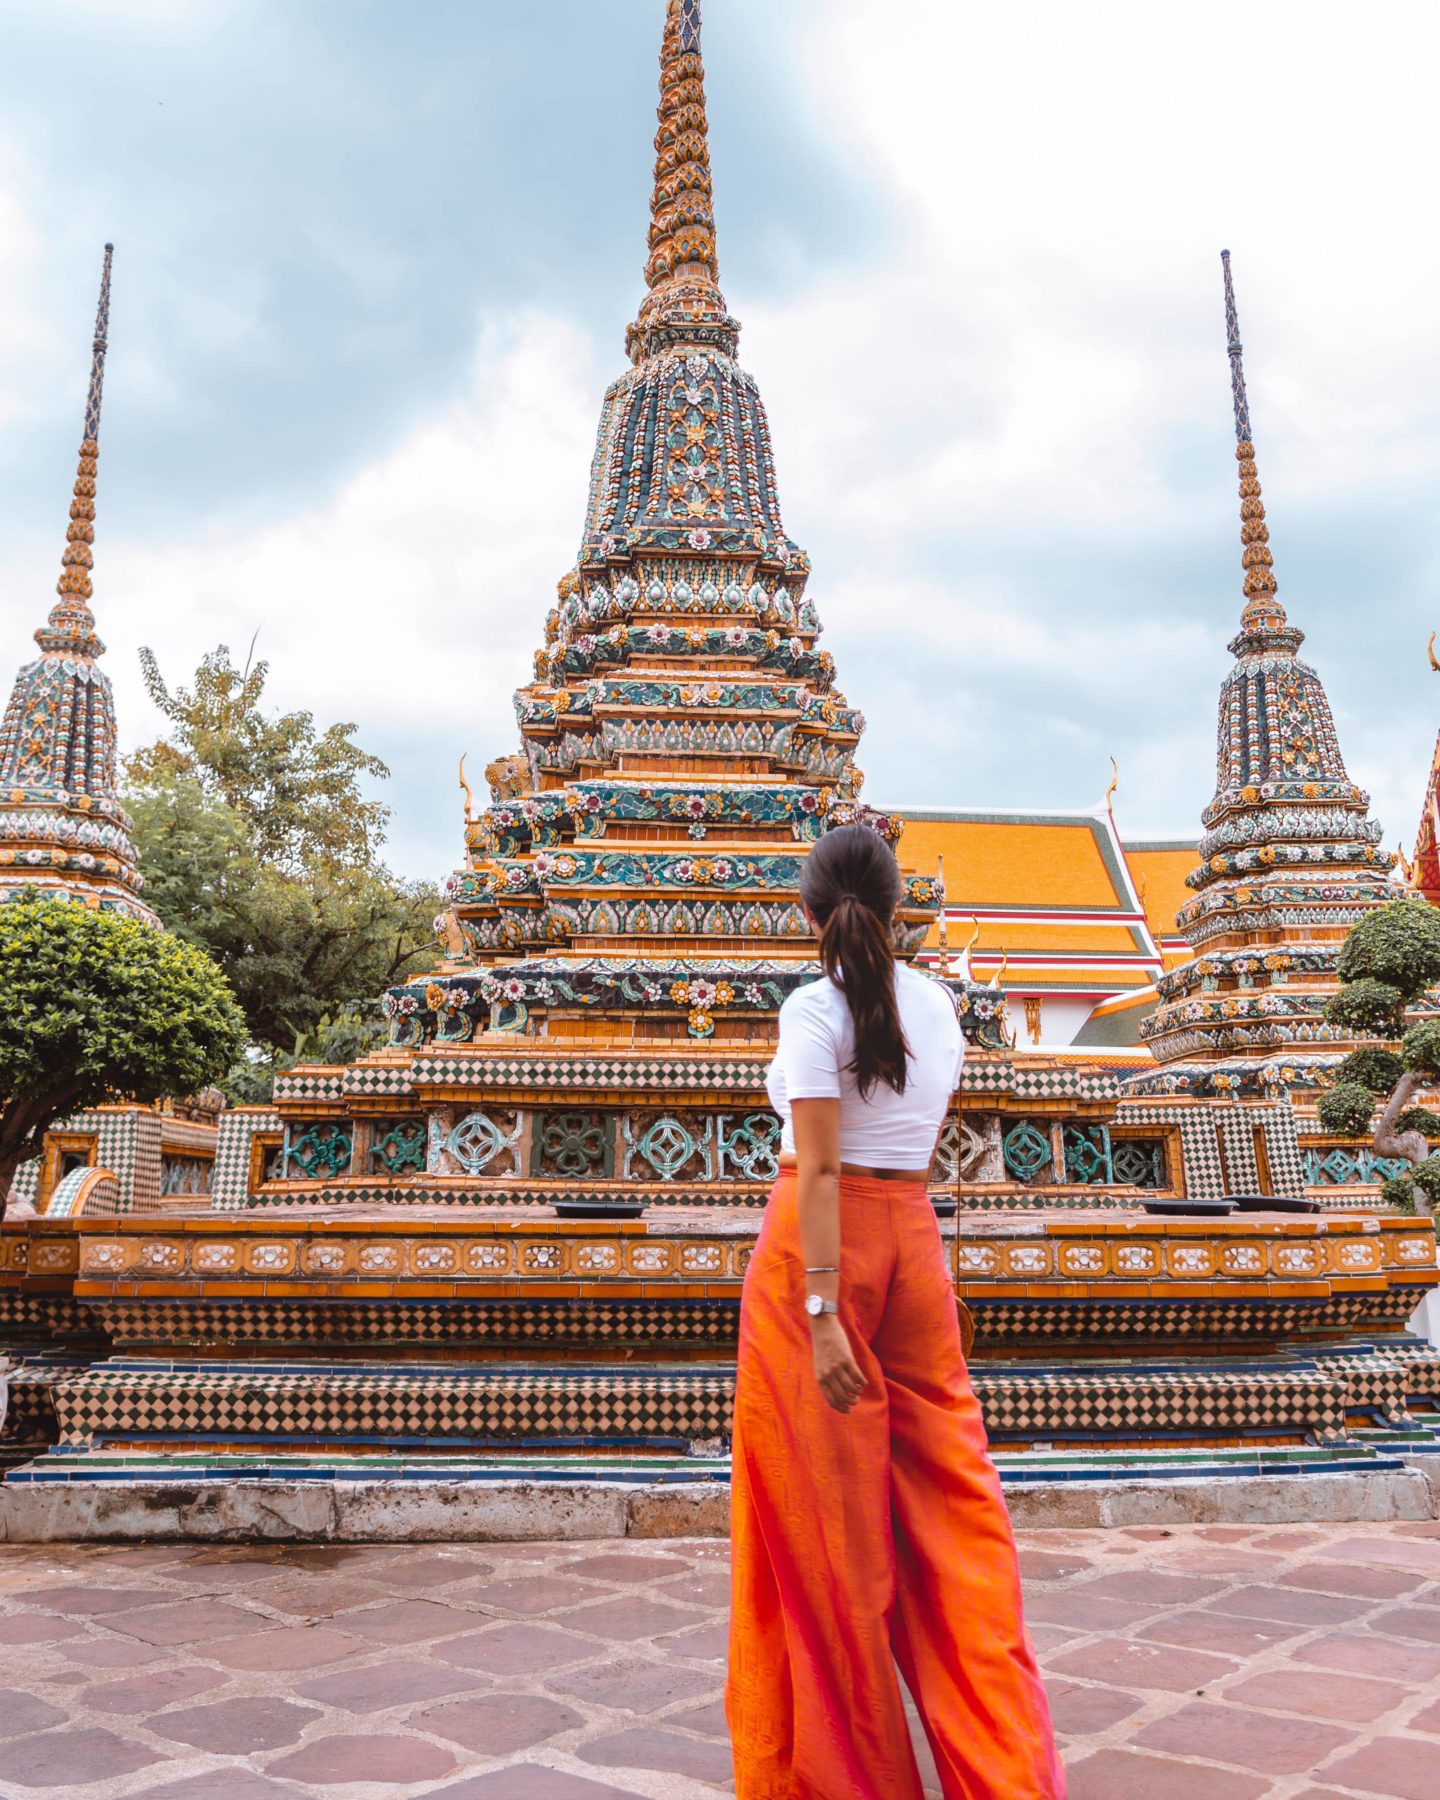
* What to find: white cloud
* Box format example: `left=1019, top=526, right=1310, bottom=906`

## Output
left=0, top=147, right=62, bottom=434
left=6, top=0, right=1440, bottom=886
left=0, top=310, right=600, bottom=879
left=732, top=0, right=1440, bottom=851
left=103, top=306, right=598, bottom=739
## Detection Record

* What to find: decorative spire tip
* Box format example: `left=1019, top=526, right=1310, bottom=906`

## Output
left=626, top=0, right=737, bottom=362
left=1221, top=251, right=1287, bottom=635
left=38, top=244, right=113, bottom=659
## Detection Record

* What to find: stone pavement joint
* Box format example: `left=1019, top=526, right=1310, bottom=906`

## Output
left=0, top=1523, right=1436, bottom=1797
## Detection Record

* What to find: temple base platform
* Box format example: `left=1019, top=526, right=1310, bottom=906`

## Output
left=4, top=1205, right=1439, bottom=1538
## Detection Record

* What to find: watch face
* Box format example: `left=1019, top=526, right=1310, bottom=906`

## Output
left=805, top=1294, right=823, bottom=1316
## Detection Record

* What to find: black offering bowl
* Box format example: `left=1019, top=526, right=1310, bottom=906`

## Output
left=1140, top=1198, right=1238, bottom=1218
left=552, top=1199, right=648, bottom=1220
left=1228, top=1192, right=1322, bottom=1214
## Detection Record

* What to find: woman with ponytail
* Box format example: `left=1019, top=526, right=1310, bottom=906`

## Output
left=727, top=824, right=1063, bottom=1799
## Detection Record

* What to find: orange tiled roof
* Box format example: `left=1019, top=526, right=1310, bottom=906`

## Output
left=1126, top=840, right=1196, bottom=944
left=902, top=813, right=1132, bottom=911
left=899, top=809, right=1165, bottom=999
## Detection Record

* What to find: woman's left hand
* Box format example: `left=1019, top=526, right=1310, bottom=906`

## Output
left=810, top=1316, right=867, bottom=1413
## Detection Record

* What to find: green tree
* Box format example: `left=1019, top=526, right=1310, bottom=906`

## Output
left=131, top=645, right=388, bottom=871
left=225, top=1007, right=390, bottom=1106
left=1317, top=898, right=1440, bottom=1215
left=124, top=646, right=442, bottom=1069
left=0, top=891, right=246, bottom=1219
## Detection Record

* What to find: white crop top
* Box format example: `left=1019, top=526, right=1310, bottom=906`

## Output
left=766, top=963, right=965, bottom=1164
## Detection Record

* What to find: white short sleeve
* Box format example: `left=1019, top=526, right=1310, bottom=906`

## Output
left=776, top=989, right=843, bottom=1100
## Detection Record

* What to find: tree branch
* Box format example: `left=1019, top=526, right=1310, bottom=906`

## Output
left=1375, top=1070, right=1431, bottom=1166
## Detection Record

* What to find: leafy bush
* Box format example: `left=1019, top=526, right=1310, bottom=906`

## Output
left=1411, top=1159, right=1440, bottom=1206
left=223, top=1007, right=390, bottom=1106
left=1335, top=1047, right=1406, bottom=1094
left=1393, top=1106, right=1440, bottom=1140
left=1337, top=898, right=1440, bottom=999
left=1401, top=1019, right=1440, bottom=1078
left=1379, top=1174, right=1418, bottom=1214
left=1324, top=978, right=1406, bottom=1036
left=1324, top=905, right=1440, bottom=1199
left=1316, top=1082, right=1378, bottom=1137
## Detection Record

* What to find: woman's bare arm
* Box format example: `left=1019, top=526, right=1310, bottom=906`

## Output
left=791, top=1097, right=866, bottom=1414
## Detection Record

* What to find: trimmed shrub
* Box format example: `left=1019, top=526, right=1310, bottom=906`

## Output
left=1336, top=897, right=1440, bottom=997
left=1335, top=1047, right=1406, bottom=1094
left=1410, top=1159, right=1440, bottom=1206
left=1379, top=1174, right=1418, bottom=1214
left=1401, top=1019, right=1440, bottom=1078
left=1393, top=1106, right=1440, bottom=1140
left=1324, top=979, right=1406, bottom=1036
left=1316, top=1081, right=1378, bottom=1137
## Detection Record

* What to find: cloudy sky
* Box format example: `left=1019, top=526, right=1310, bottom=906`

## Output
left=2, top=0, right=1438, bottom=883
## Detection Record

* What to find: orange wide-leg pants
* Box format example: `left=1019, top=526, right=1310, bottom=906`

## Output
left=726, top=1171, right=1064, bottom=1800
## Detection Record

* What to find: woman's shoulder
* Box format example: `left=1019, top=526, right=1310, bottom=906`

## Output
left=780, top=976, right=845, bottom=1022
left=895, top=962, right=962, bottom=1023
left=781, top=979, right=849, bottom=1036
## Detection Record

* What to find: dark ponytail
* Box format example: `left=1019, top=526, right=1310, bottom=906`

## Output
left=800, top=823, right=910, bottom=1098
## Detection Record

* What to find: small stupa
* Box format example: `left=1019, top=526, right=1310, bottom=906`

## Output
left=1137, top=252, right=1390, bottom=1094
left=0, top=245, right=156, bottom=927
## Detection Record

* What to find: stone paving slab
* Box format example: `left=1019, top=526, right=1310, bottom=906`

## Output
left=0, top=1524, right=1437, bottom=1797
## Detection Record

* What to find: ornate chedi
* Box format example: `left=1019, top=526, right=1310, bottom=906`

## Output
left=410, top=0, right=948, bottom=1041
left=0, top=246, right=155, bottom=927
left=329, top=0, right=978, bottom=1209
left=1136, top=252, right=1391, bottom=1096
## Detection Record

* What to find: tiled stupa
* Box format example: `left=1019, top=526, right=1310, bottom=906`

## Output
left=346, top=0, right=974, bottom=1207
left=1137, top=252, right=1391, bottom=1095
left=0, top=245, right=155, bottom=928
left=417, top=0, right=947, bottom=1024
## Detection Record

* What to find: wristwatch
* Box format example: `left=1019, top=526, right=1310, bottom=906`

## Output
left=805, top=1294, right=839, bottom=1318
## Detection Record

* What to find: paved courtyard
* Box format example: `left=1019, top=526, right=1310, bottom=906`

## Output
left=0, top=1521, right=1437, bottom=1798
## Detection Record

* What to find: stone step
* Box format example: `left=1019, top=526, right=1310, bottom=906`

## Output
left=4, top=1445, right=1433, bottom=1544
left=45, top=1354, right=1364, bottom=1453
left=9, top=1438, right=1404, bottom=1486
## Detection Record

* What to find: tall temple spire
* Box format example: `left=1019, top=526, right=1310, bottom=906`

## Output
left=37, top=244, right=112, bottom=660
left=626, top=0, right=739, bottom=364
left=0, top=244, right=156, bottom=924
left=1221, top=249, right=1285, bottom=636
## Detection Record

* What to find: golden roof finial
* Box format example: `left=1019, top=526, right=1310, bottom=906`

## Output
left=989, top=946, right=1008, bottom=990
left=954, top=916, right=980, bottom=982
left=1105, top=756, right=1119, bottom=814
left=1428, top=630, right=1439, bottom=674
left=458, top=753, right=475, bottom=825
